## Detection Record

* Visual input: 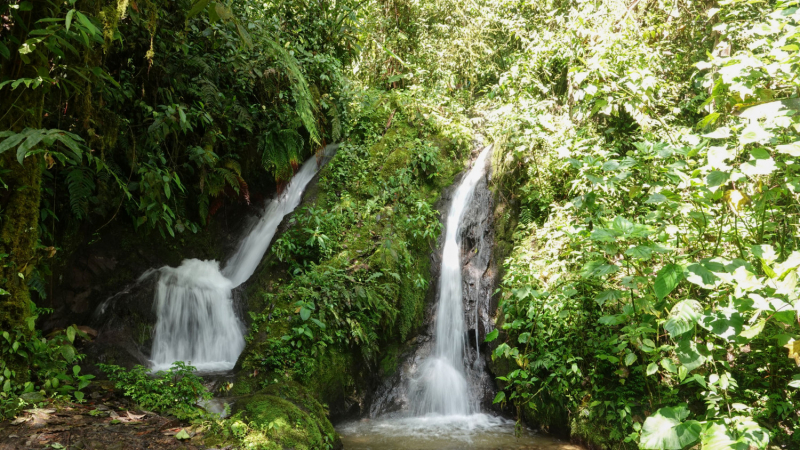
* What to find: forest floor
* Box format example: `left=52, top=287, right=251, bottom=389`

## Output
left=0, top=383, right=218, bottom=450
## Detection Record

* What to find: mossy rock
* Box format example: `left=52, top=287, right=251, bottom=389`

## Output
left=233, top=381, right=341, bottom=450
left=380, top=146, right=411, bottom=179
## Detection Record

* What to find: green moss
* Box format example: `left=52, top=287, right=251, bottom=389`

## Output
left=380, top=147, right=411, bottom=179
left=232, top=381, right=339, bottom=450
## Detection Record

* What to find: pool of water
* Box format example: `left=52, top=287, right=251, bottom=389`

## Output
left=336, top=413, right=582, bottom=450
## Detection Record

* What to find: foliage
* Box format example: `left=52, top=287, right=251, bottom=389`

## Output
left=98, top=361, right=211, bottom=418
left=0, top=308, right=94, bottom=419
left=241, top=88, right=472, bottom=387
left=486, top=0, right=800, bottom=448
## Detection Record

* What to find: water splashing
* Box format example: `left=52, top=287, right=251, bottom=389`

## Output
left=149, top=146, right=336, bottom=372
left=411, top=146, right=491, bottom=416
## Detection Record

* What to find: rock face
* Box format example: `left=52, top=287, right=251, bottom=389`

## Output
left=367, top=143, right=500, bottom=416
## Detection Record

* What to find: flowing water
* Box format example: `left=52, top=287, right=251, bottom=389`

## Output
left=149, top=146, right=336, bottom=372
left=337, top=147, right=579, bottom=449
left=410, top=146, right=491, bottom=416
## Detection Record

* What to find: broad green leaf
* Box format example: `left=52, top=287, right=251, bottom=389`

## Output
left=484, top=329, right=499, bottom=342
left=740, top=319, right=766, bottom=339
left=664, top=299, right=702, bottom=338
left=776, top=141, right=800, bottom=156
left=741, top=157, right=777, bottom=177
left=492, top=391, right=505, bottom=404
left=581, top=260, right=618, bottom=278
left=626, top=245, right=654, bottom=260
left=645, top=193, right=666, bottom=204
left=700, top=422, right=737, bottom=450
left=685, top=263, right=718, bottom=288
left=700, top=308, right=745, bottom=341
left=676, top=338, right=705, bottom=371
left=646, top=363, right=658, bottom=375
left=654, top=264, right=683, bottom=300
left=66, top=326, right=76, bottom=343
left=299, top=307, right=311, bottom=321
left=595, top=289, right=622, bottom=307
left=624, top=353, right=637, bottom=366
left=706, top=170, right=730, bottom=187
left=639, top=406, right=701, bottom=449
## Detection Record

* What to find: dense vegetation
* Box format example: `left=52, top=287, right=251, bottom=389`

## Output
left=2, top=0, right=799, bottom=449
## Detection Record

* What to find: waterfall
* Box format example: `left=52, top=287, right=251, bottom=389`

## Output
left=149, top=146, right=336, bottom=372
left=411, top=146, right=491, bottom=416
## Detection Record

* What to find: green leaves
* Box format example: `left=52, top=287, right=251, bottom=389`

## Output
left=639, top=406, right=701, bottom=450
left=485, top=329, right=499, bottom=342
left=654, top=264, right=683, bottom=300
left=664, top=300, right=702, bottom=338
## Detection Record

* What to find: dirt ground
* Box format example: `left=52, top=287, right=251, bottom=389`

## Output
left=0, top=395, right=222, bottom=450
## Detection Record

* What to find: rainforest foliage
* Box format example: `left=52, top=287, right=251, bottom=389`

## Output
left=2, top=0, right=800, bottom=449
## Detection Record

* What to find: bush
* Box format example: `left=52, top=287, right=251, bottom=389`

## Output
left=98, top=361, right=211, bottom=418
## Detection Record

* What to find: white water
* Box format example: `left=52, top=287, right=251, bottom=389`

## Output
left=411, top=146, right=491, bottom=416
left=150, top=148, right=334, bottom=372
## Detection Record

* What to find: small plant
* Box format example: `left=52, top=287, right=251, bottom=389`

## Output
left=98, top=361, right=211, bottom=418
left=1, top=318, right=94, bottom=419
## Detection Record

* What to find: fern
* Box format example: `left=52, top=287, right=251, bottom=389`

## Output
left=329, top=103, right=342, bottom=142
left=65, top=166, right=95, bottom=220
left=262, top=36, right=320, bottom=145
left=260, top=126, right=304, bottom=182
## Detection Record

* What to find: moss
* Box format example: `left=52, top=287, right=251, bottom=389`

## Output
left=232, top=381, right=340, bottom=450
left=380, top=147, right=411, bottom=179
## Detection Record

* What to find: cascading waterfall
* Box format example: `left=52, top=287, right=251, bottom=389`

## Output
left=411, top=146, right=491, bottom=416
left=150, top=146, right=335, bottom=372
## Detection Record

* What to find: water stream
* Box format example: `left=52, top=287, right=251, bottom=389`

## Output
left=337, top=146, right=578, bottom=448
left=149, top=146, right=336, bottom=372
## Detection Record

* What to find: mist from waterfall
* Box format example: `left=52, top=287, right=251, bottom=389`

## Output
left=411, top=146, right=491, bottom=416
left=150, top=146, right=335, bottom=372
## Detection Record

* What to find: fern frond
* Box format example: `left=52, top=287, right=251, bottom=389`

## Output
left=65, top=166, right=96, bottom=220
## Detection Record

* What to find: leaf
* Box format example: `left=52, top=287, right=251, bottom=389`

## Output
left=65, top=9, right=75, bottom=31
left=685, top=264, right=718, bottom=288
left=187, top=0, right=210, bottom=18
left=485, top=329, right=499, bottom=342
left=66, top=326, right=76, bottom=343
left=581, top=260, right=618, bottom=278
left=700, top=422, right=737, bottom=450
left=299, top=307, right=311, bottom=321
left=776, top=141, right=800, bottom=156
left=664, top=299, right=702, bottom=338
left=215, top=3, right=233, bottom=20
left=60, top=345, right=75, bottom=362
left=0, top=41, right=9, bottom=59
left=75, top=12, right=100, bottom=36
left=0, top=131, right=29, bottom=154
left=624, top=353, right=637, bottom=366
left=645, top=193, right=666, bottom=204
left=639, top=406, right=701, bottom=449
left=626, top=245, right=654, bottom=260
left=785, top=339, right=800, bottom=366
left=702, top=127, right=731, bottom=139
left=706, top=170, right=730, bottom=187
left=595, top=289, right=622, bottom=307
left=654, top=264, right=683, bottom=300
left=740, top=319, right=766, bottom=339
left=676, top=338, right=705, bottom=371
left=646, top=363, right=658, bottom=375
left=492, top=391, right=505, bottom=404
left=174, top=429, right=191, bottom=440
left=17, top=132, right=44, bottom=163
